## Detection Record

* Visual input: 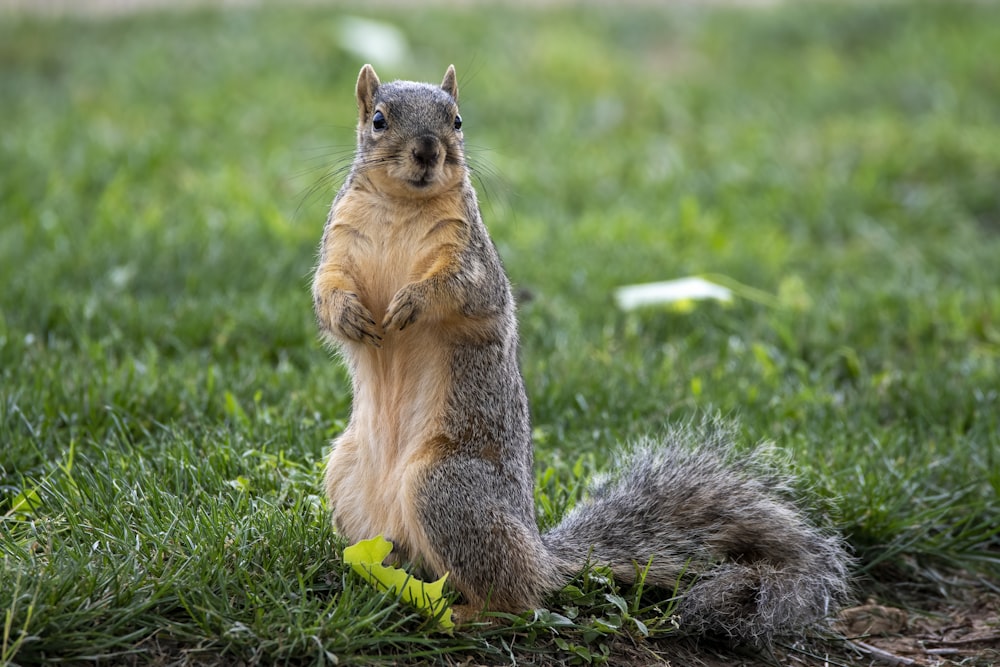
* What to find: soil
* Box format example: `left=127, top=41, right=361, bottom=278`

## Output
left=623, top=578, right=1000, bottom=667
left=826, top=585, right=1000, bottom=667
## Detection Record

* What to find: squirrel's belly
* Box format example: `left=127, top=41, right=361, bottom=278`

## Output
left=325, top=427, right=442, bottom=567
left=326, top=438, right=415, bottom=538
left=326, top=331, right=453, bottom=550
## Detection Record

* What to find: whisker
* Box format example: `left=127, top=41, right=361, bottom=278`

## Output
left=466, top=152, right=514, bottom=222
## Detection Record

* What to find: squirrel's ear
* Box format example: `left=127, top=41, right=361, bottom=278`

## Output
left=356, top=64, right=381, bottom=120
left=441, top=65, right=458, bottom=103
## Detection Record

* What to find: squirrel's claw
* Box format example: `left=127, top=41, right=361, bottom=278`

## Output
left=350, top=324, right=382, bottom=348
left=383, top=286, right=423, bottom=332
left=336, top=293, right=382, bottom=347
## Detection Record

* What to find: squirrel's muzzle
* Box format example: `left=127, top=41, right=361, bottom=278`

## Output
left=411, top=135, right=442, bottom=169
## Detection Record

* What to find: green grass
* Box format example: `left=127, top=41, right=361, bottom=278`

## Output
left=2, top=1, right=999, bottom=664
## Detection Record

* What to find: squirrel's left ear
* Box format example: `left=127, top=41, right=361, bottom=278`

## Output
left=441, top=65, right=458, bottom=103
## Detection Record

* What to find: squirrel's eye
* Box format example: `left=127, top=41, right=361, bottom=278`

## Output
left=454, top=114, right=462, bottom=131
left=372, top=110, right=387, bottom=131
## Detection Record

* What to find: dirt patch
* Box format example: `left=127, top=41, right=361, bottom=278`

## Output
left=832, top=587, right=1000, bottom=667
left=582, top=580, right=1000, bottom=667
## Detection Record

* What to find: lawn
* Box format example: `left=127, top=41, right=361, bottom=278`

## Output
left=1, top=1, right=999, bottom=665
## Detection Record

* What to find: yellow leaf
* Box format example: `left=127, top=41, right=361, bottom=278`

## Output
left=343, top=536, right=454, bottom=630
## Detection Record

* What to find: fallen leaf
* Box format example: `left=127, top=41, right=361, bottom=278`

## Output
left=343, top=536, right=454, bottom=631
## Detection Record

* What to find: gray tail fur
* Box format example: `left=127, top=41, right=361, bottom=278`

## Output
left=541, top=421, right=852, bottom=646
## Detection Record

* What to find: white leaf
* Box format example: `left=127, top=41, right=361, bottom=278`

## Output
left=614, top=277, right=733, bottom=311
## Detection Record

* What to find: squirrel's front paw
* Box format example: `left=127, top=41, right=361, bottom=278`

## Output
left=383, top=284, right=425, bottom=332
left=327, top=292, right=382, bottom=346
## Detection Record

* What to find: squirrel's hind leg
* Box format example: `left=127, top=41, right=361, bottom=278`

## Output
left=415, top=456, right=567, bottom=616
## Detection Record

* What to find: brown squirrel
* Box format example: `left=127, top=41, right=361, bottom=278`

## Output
left=311, top=64, right=850, bottom=645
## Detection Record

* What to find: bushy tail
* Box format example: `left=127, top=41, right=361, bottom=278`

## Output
left=541, top=422, right=852, bottom=645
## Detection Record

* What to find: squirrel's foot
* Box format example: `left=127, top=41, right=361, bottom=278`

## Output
left=383, top=283, right=425, bottom=331
left=450, top=604, right=512, bottom=628
left=328, top=292, right=382, bottom=346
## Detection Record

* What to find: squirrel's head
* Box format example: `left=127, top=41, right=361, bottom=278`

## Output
left=352, top=64, right=465, bottom=199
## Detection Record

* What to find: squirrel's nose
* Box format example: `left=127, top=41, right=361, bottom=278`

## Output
left=411, top=136, right=441, bottom=167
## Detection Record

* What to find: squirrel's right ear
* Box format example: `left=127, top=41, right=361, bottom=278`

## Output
left=356, top=64, right=381, bottom=120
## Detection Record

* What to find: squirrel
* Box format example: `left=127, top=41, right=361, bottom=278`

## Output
left=311, top=64, right=851, bottom=645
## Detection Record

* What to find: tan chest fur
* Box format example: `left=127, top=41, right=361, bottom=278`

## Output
left=320, top=185, right=467, bottom=561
